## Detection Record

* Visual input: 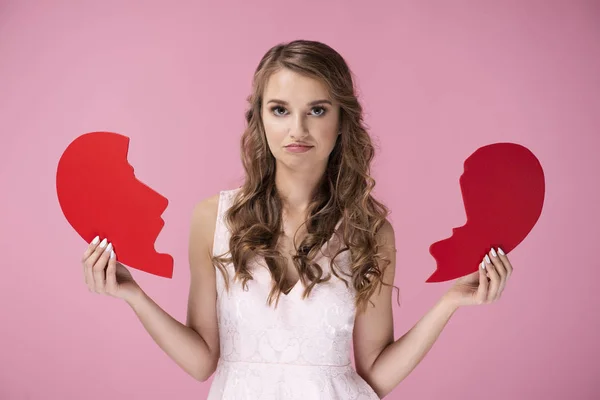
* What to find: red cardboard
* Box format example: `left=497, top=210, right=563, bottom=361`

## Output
left=56, top=131, right=174, bottom=278
left=427, top=143, right=545, bottom=282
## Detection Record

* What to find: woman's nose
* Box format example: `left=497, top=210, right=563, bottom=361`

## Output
left=290, top=115, right=309, bottom=138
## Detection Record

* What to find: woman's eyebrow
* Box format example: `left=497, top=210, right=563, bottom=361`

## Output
left=266, top=99, right=332, bottom=106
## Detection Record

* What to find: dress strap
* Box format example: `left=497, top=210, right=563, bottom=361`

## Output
left=212, top=188, right=240, bottom=257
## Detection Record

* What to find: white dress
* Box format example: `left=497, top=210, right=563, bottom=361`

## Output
left=207, top=188, right=380, bottom=399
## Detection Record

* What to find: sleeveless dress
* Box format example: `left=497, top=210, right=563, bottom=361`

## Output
left=207, top=188, right=380, bottom=400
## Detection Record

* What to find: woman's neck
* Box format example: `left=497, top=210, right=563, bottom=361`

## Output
left=274, top=163, right=325, bottom=216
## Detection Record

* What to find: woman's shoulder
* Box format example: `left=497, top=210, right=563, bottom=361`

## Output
left=190, top=188, right=239, bottom=258
left=191, top=187, right=241, bottom=230
left=220, top=186, right=243, bottom=199
left=194, top=187, right=240, bottom=210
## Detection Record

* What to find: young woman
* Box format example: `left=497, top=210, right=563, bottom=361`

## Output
left=81, top=40, right=513, bottom=399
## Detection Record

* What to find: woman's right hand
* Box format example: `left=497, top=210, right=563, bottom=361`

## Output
left=82, top=236, right=142, bottom=303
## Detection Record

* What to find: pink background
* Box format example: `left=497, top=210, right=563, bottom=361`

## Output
left=1, top=1, right=599, bottom=399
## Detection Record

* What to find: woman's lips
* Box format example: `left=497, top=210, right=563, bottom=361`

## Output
left=285, top=145, right=313, bottom=153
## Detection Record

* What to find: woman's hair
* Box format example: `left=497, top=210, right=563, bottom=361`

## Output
left=212, top=39, right=398, bottom=313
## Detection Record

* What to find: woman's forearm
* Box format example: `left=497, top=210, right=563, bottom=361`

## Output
left=126, top=290, right=217, bottom=381
left=367, top=295, right=459, bottom=398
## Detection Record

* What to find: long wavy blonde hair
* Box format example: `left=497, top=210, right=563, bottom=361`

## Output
left=212, top=39, right=397, bottom=313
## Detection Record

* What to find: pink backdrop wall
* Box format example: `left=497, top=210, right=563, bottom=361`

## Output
left=1, top=1, right=599, bottom=399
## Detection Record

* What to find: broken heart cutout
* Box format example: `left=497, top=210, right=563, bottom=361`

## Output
left=56, top=131, right=174, bottom=278
left=55, top=133, right=543, bottom=283
left=427, top=142, right=545, bottom=282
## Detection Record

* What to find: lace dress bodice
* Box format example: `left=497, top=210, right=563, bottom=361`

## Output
left=207, top=188, right=380, bottom=399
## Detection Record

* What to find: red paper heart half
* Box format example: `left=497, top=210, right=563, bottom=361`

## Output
left=427, top=142, right=545, bottom=283
left=56, top=131, right=174, bottom=278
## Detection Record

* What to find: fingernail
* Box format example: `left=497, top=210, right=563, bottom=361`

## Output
left=99, top=238, right=107, bottom=248
left=485, top=254, right=491, bottom=264
left=91, top=236, right=100, bottom=245
left=110, top=250, right=115, bottom=259
left=498, top=247, right=505, bottom=255
left=491, top=248, right=497, bottom=257
left=481, top=261, right=486, bottom=270
left=105, top=242, right=113, bottom=253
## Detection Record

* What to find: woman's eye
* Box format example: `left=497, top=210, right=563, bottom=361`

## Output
left=311, top=107, right=326, bottom=116
left=271, top=106, right=327, bottom=117
left=272, top=106, right=286, bottom=116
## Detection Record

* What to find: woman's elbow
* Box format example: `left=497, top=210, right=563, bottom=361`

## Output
left=358, top=370, right=389, bottom=399
left=192, top=357, right=219, bottom=382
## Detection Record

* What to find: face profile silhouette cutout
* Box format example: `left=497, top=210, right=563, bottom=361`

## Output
left=427, top=142, right=545, bottom=283
left=56, top=131, right=174, bottom=278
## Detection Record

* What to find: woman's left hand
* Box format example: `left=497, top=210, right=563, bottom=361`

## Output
left=443, top=247, right=513, bottom=308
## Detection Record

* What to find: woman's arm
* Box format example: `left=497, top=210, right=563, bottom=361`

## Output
left=353, top=220, right=458, bottom=398
left=126, top=289, right=218, bottom=381
left=357, top=294, right=457, bottom=397
left=125, top=194, right=221, bottom=382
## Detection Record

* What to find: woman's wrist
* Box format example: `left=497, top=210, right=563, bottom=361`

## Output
left=440, top=292, right=462, bottom=312
left=124, top=286, right=148, bottom=310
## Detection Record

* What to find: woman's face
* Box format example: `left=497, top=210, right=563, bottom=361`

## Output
left=261, top=68, right=341, bottom=172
